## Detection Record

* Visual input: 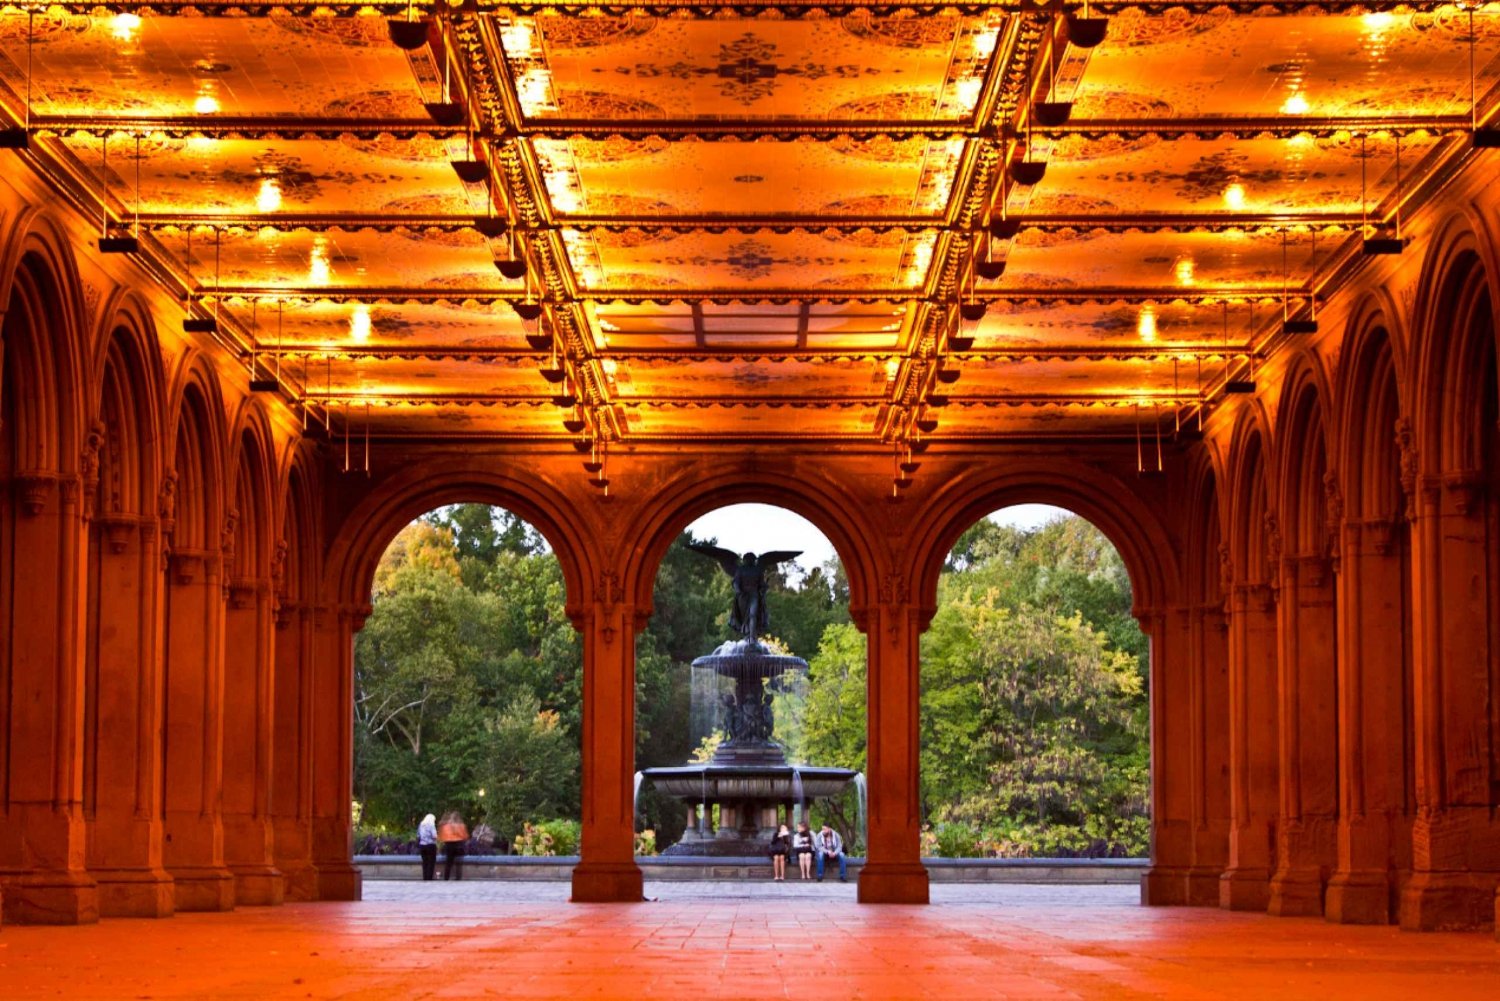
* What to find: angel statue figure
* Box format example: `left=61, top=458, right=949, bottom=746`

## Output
left=686, top=544, right=801, bottom=645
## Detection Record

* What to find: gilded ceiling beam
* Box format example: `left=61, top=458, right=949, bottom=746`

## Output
left=30, top=115, right=1472, bottom=142
left=208, top=285, right=1296, bottom=305
left=14, top=1, right=1467, bottom=15
left=254, top=345, right=1249, bottom=362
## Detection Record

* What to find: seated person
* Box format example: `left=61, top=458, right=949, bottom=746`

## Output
left=815, top=823, right=847, bottom=882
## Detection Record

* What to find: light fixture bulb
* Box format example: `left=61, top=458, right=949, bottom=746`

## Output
left=256, top=177, right=282, bottom=212
left=308, top=241, right=332, bottom=285
left=1223, top=183, right=1247, bottom=210
left=1174, top=257, right=1196, bottom=286
left=1280, top=91, right=1310, bottom=115
left=1137, top=307, right=1158, bottom=342
left=1361, top=11, right=1396, bottom=32
left=109, top=12, right=141, bottom=41
left=194, top=94, right=221, bottom=115
left=350, top=305, right=371, bottom=342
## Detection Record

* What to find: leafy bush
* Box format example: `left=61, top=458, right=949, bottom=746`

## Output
left=634, top=829, right=658, bottom=856
left=513, top=819, right=581, bottom=856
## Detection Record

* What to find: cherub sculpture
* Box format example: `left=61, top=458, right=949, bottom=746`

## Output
left=686, top=544, right=801, bottom=644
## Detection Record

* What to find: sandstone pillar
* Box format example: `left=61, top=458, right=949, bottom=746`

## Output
left=1268, top=554, right=1339, bottom=916
left=857, top=591, right=928, bottom=904
left=1141, top=608, right=1194, bottom=905
left=270, top=601, right=317, bottom=900
left=308, top=604, right=361, bottom=900
left=1188, top=605, right=1231, bottom=905
left=220, top=574, right=283, bottom=905
left=1326, top=518, right=1410, bottom=924
left=571, top=570, right=644, bottom=902
left=1220, top=582, right=1279, bottom=910
left=161, top=549, right=234, bottom=911
left=1401, top=474, right=1500, bottom=930
left=84, top=513, right=173, bottom=917
left=0, top=472, right=98, bottom=924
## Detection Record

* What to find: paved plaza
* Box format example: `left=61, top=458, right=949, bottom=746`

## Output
left=1, top=882, right=1497, bottom=999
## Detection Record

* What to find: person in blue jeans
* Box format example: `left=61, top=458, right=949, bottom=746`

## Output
left=815, top=823, right=847, bottom=882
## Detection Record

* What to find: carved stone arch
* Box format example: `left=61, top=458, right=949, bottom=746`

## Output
left=325, top=458, right=593, bottom=623
left=1335, top=305, right=1406, bottom=525
left=163, top=353, right=228, bottom=555
left=0, top=228, right=88, bottom=476
left=87, top=293, right=166, bottom=520
left=1183, top=446, right=1226, bottom=607
left=226, top=399, right=278, bottom=583
left=907, top=459, right=1178, bottom=623
left=275, top=443, right=321, bottom=611
left=621, top=458, right=880, bottom=627
left=1226, top=406, right=1274, bottom=587
left=1273, top=361, right=1333, bottom=559
left=1411, top=211, right=1500, bottom=477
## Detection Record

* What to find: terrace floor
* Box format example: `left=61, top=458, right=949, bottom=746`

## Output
left=1, top=882, right=1496, bottom=999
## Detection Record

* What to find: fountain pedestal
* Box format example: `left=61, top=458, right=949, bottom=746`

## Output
left=642, top=639, right=856, bottom=856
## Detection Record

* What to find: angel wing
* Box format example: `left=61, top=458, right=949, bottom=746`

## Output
left=755, top=550, right=803, bottom=569
left=686, top=542, right=741, bottom=578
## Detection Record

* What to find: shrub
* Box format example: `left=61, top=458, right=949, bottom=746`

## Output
left=634, top=829, right=657, bottom=856
left=513, top=819, right=581, bottom=856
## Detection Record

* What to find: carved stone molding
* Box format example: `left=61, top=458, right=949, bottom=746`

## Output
left=80, top=420, right=104, bottom=521
left=1322, top=470, right=1343, bottom=560
left=226, top=577, right=268, bottom=610
left=94, top=512, right=143, bottom=554
left=1394, top=416, right=1417, bottom=520
left=158, top=470, right=178, bottom=538
left=1263, top=512, right=1282, bottom=589
left=168, top=548, right=219, bottom=586
left=1288, top=553, right=1331, bottom=590
left=13, top=471, right=58, bottom=515
left=1442, top=469, right=1485, bottom=517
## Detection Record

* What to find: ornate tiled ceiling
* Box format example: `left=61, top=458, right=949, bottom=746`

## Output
left=0, top=2, right=1495, bottom=449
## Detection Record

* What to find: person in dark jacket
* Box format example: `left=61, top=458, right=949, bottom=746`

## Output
left=769, top=824, right=791, bottom=881
left=792, top=822, right=815, bottom=879
left=815, top=823, right=847, bottom=882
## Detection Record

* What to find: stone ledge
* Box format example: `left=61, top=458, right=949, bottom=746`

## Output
left=354, top=855, right=1148, bottom=883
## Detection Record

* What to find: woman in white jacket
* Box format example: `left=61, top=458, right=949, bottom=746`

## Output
left=417, top=813, right=438, bottom=881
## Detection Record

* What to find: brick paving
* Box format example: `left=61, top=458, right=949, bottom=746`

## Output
left=0, top=882, right=1496, bottom=999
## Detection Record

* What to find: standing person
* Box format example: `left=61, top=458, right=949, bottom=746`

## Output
left=439, top=810, right=469, bottom=881
left=769, top=823, right=791, bottom=881
left=815, top=823, right=847, bottom=882
left=792, top=821, right=815, bottom=879
left=417, top=813, right=438, bottom=881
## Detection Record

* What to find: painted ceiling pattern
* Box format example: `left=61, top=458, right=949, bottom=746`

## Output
left=0, top=2, right=1494, bottom=450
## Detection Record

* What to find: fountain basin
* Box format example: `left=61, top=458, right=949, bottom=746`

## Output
left=641, top=764, right=856, bottom=801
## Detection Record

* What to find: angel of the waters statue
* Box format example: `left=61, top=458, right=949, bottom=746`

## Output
left=686, top=544, right=801, bottom=644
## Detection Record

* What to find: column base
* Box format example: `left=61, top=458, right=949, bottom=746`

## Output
left=1268, top=866, right=1325, bottom=917
left=93, top=868, right=175, bottom=918
left=229, top=864, right=285, bottom=906
left=315, top=861, right=363, bottom=901
left=279, top=862, right=320, bottom=902
left=1400, top=871, right=1496, bottom=931
left=169, top=866, right=236, bottom=912
left=1140, top=866, right=1190, bottom=906
left=1219, top=866, right=1270, bottom=911
left=0, top=871, right=99, bottom=925
left=1186, top=867, right=1225, bottom=906
left=570, top=861, right=643, bottom=903
left=1324, top=869, right=1392, bottom=925
left=857, top=862, right=929, bottom=904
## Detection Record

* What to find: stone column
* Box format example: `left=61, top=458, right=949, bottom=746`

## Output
left=220, top=575, right=283, bottom=905
left=1268, top=554, right=1339, bottom=916
left=0, top=472, right=98, bottom=924
left=85, top=513, right=173, bottom=917
left=1326, top=518, right=1409, bottom=924
left=857, top=588, right=928, bottom=904
left=1188, top=604, right=1231, bottom=905
left=308, top=604, right=361, bottom=901
left=1401, top=473, right=1499, bottom=929
left=1219, top=582, right=1279, bottom=910
left=571, top=569, right=644, bottom=902
left=270, top=602, right=317, bottom=900
left=1142, top=608, right=1195, bottom=905
left=161, top=548, right=234, bottom=911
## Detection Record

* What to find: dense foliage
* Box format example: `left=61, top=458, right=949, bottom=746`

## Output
left=353, top=505, right=1149, bottom=857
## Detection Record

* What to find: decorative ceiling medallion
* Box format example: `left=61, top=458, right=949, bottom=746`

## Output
left=600, top=32, right=883, bottom=109
left=536, top=14, right=658, bottom=49
left=839, top=12, right=963, bottom=49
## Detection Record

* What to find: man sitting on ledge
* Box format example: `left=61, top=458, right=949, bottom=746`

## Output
left=815, top=823, right=847, bottom=883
